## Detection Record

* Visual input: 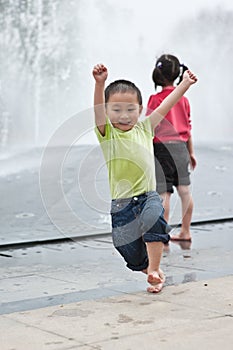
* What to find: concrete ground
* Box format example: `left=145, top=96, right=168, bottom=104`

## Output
left=1, top=220, right=233, bottom=349
left=0, top=275, right=232, bottom=350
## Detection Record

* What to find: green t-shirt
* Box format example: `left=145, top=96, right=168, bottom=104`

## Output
left=95, top=117, right=156, bottom=199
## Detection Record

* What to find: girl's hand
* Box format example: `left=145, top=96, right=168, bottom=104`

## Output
left=190, top=153, right=197, bottom=170
left=183, top=70, right=198, bottom=85
left=93, top=64, right=108, bottom=83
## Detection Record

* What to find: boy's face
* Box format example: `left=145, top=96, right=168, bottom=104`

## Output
left=106, top=92, right=142, bottom=131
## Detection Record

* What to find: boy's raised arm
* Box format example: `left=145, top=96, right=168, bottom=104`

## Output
left=93, top=64, right=108, bottom=136
left=148, top=70, right=198, bottom=130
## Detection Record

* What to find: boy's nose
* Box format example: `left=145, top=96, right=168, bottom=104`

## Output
left=120, top=113, right=129, bottom=120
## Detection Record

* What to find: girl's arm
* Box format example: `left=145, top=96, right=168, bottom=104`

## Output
left=93, top=64, right=108, bottom=136
left=148, top=70, right=198, bottom=130
left=187, top=135, right=197, bottom=170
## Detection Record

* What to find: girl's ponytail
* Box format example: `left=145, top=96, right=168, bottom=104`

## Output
left=152, top=62, right=166, bottom=90
left=177, top=63, right=189, bottom=85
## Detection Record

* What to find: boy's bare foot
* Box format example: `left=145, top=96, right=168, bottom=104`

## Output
left=147, top=270, right=165, bottom=293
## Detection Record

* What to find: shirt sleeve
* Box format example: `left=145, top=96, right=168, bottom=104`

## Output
left=141, top=117, right=154, bottom=138
left=94, top=117, right=112, bottom=142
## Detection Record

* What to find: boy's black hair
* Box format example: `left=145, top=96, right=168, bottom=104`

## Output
left=105, top=79, right=143, bottom=105
left=152, top=54, right=188, bottom=90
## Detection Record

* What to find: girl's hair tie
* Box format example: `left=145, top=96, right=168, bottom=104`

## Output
left=156, top=61, right=162, bottom=68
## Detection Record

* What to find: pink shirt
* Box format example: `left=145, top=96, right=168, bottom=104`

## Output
left=146, top=87, right=191, bottom=143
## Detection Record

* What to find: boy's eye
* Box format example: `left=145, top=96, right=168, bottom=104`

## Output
left=128, top=108, right=136, bottom=112
left=113, top=109, right=121, bottom=112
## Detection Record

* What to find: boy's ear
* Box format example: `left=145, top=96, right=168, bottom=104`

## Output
left=139, top=105, right=143, bottom=114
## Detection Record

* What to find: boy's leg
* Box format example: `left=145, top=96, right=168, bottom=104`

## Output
left=171, top=185, right=193, bottom=241
left=140, top=192, right=170, bottom=293
left=145, top=241, right=165, bottom=293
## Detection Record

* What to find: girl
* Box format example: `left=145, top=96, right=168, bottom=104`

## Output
left=147, top=54, right=197, bottom=242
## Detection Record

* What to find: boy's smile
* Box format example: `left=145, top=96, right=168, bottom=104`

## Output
left=106, top=92, right=143, bottom=131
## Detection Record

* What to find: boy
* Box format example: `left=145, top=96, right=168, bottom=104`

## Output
left=93, top=64, right=197, bottom=293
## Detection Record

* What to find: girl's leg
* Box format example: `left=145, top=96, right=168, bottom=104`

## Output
left=159, top=192, right=172, bottom=252
left=160, top=192, right=172, bottom=222
left=171, top=185, right=193, bottom=241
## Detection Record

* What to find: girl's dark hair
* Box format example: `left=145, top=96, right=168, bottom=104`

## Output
left=105, top=79, right=143, bottom=105
left=152, top=54, right=189, bottom=90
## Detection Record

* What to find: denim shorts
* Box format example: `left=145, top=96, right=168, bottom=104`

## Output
left=111, top=191, right=171, bottom=271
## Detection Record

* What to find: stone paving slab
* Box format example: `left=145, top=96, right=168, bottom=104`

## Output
left=1, top=276, right=233, bottom=350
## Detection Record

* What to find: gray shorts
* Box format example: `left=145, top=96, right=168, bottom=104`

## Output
left=154, top=142, right=191, bottom=194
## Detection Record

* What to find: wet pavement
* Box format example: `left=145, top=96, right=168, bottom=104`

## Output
left=1, top=220, right=233, bottom=315
left=0, top=143, right=233, bottom=246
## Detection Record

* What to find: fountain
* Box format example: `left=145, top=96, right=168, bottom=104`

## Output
left=0, top=0, right=84, bottom=150
left=1, top=1, right=233, bottom=153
